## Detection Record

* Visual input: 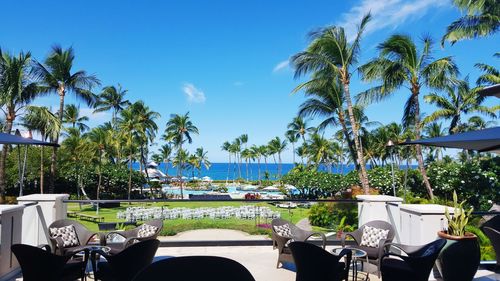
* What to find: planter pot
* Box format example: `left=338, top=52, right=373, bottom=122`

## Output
left=436, top=231, right=480, bottom=281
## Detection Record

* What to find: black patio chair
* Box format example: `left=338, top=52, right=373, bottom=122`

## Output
left=49, top=219, right=100, bottom=255
left=92, top=239, right=159, bottom=281
left=132, top=256, right=255, bottom=281
left=11, top=243, right=89, bottom=281
left=289, top=241, right=351, bottom=281
left=482, top=226, right=500, bottom=272
left=380, top=238, right=446, bottom=281
left=100, top=219, right=163, bottom=255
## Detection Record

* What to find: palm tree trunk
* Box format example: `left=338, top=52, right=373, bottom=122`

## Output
left=0, top=116, right=14, bottom=202
left=342, top=81, right=370, bottom=193
left=40, top=145, right=44, bottom=193
left=50, top=90, right=65, bottom=193
left=226, top=153, right=231, bottom=183
left=412, top=93, right=434, bottom=199
left=97, top=151, right=102, bottom=201
left=257, top=158, right=261, bottom=184
left=128, top=153, right=133, bottom=200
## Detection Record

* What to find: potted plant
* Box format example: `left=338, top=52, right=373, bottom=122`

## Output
left=436, top=191, right=480, bottom=281
left=336, top=216, right=347, bottom=238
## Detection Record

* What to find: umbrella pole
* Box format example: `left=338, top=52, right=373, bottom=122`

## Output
left=20, top=145, right=28, bottom=196
left=17, top=145, right=23, bottom=197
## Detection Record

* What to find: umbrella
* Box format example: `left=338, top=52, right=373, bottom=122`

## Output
left=478, top=84, right=500, bottom=98
left=401, top=127, right=500, bottom=153
left=0, top=132, right=58, bottom=146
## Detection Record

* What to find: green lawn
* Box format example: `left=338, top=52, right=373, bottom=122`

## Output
left=67, top=202, right=312, bottom=236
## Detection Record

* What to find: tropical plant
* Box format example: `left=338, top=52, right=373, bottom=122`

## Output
left=87, top=126, right=108, bottom=201
left=285, top=130, right=299, bottom=164
left=194, top=147, right=210, bottom=177
left=268, top=137, right=287, bottom=177
left=94, top=84, right=130, bottom=127
left=475, top=53, right=500, bottom=86
left=164, top=112, right=199, bottom=198
left=159, top=144, right=173, bottom=176
left=359, top=34, right=458, bottom=199
left=0, top=50, right=42, bottom=201
left=63, top=104, right=89, bottom=132
left=442, top=0, right=499, bottom=45
left=444, top=191, right=474, bottom=237
left=32, top=45, right=100, bottom=192
left=221, top=141, right=232, bottom=182
left=292, top=13, right=373, bottom=193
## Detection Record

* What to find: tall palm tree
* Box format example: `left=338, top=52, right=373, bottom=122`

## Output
left=194, top=147, right=211, bottom=177
left=286, top=117, right=314, bottom=148
left=159, top=144, right=173, bottom=176
left=307, top=133, right=333, bottom=167
left=285, top=131, right=299, bottom=164
left=87, top=126, right=108, bottom=201
left=221, top=141, right=232, bottom=183
left=475, top=53, right=499, bottom=86
left=442, top=0, right=499, bottom=45
left=22, top=106, right=61, bottom=194
left=424, top=79, right=498, bottom=134
left=0, top=50, right=42, bottom=201
left=32, top=45, right=100, bottom=192
left=63, top=104, right=89, bottom=132
left=250, top=145, right=262, bottom=183
left=117, top=107, right=141, bottom=200
left=292, top=14, right=372, bottom=193
left=230, top=138, right=242, bottom=180
left=241, top=148, right=251, bottom=180
left=423, top=122, right=447, bottom=160
left=259, top=145, right=270, bottom=175
left=238, top=134, right=248, bottom=178
left=268, top=137, right=287, bottom=177
left=164, top=112, right=199, bottom=198
left=359, top=34, right=458, bottom=199
left=94, top=84, right=130, bottom=127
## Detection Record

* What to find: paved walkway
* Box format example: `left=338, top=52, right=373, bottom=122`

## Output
left=160, top=229, right=270, bottom=241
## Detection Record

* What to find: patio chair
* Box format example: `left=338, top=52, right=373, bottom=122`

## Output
left=289, top=241, right=351, bottom=281
left=49, top=219, right=100, bottom=255
left=132, top=256, right=255, bottom=281
left=271, top=218, right=326, bottom=268
left=482, top=227, right=500, bottom=271
left=100, top=219, right=163, bottom=254
left=380, top=238, right=446, bottom=281
left=340, top=220, right=395, bottom=276
left=12, top=243, right=89, bottom=281
left=92, top=239, right=160, bottom=281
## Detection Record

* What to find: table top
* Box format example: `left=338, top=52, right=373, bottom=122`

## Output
left=83, top=245, right=111, bottom=253
left=332, top=247, right=367, bottom=258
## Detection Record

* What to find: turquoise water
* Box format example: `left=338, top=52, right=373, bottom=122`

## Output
left=161, top=185, right=284, bottom=196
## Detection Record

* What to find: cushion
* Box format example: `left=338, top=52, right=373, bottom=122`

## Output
left=360, top=225, right=389, bottom=248
left=137, top=224, right=159, bottom=238
left=273, top=224, right=292, bottom=238
left=49, top=225, right=80, bottom=247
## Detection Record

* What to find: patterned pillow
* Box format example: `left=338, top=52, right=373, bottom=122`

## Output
left=49, top=225, right=80, bottom=247
left=137, top=224, right=159, bottom=238
left=273, top=224, right=292, bottom=238
left=360, top=225, right=389, bottom=248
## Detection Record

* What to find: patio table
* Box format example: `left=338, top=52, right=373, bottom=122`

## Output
left=332, top=247, right=369, bottom=281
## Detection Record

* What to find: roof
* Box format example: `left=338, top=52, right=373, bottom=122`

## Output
left=0, top=132, right=58, bottom=146
left=401, top=127, right=500, bottom=153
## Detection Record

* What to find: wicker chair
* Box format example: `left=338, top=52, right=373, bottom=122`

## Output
left=12, top=244, right=89, bottom=281
left=271, top=218, right=326, bottom=268
left=381, top=239, right=446, bottom=281
left=482, top=226, right=500, bottom=272
left=100, top=219, right=163, bottom=254
left=340, top=220, right=395, bottom=277
left=49, top=219, right=100, bottom=255
left=132, top=256, right=256, bottom=281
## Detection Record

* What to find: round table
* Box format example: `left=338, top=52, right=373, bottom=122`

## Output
left=332, top=247, right=370, bottom=281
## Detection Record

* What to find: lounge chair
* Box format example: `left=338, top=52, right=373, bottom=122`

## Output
left=93, top=239, right=160, bottom=281
left=100, top=219, right=163, bottom=254
left=49, top=219, right=100, bottom=255
left=380, top=238, right=446, bottom=281
left=340, top=220, right=395, bottom=276
left=271, top=218, right=326, bottom=268
left=289, top=241, right=351, bottom=281
left=12, top=244, right=89, bottom=281
left=132, top=256, right=255, bottom=281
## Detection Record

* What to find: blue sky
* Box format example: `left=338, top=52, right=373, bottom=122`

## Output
left=1, top=0, right=498, bottom=162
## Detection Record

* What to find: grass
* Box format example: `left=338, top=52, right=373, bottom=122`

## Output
left=67, top=201, right=311, bottom=236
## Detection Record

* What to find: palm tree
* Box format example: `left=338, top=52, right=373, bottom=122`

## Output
left=0, top=50, right=42, bottom=201
left=442, top=0, right=499, bottom=45
left=292, top=14, right=372, bottom=193
left=117, top=107, right=141, bottom=200
left=307, top=133, right=333, bottom=167
left=87, top=126, right=108, bottom=201
left=424, top=79, right=498, bottom=134
left=285, top=131, right=299, bottom=164
left=63, top=104, right=89, bottom=132
left=238, top=134, right=248, bottom=178
left=286, top=117, right=314, bottom=147
left=32, top=45, right=100, bottom=192
left=359, top=34, right=458, bottom=199
left=230, top=139, right=242, bottom=180
left=475, top=53, right=499, bottom=86
left=259, top=145, right=269, bottom=175
left=22, top=106, right=61, bottom=194
left=159, top=144, right=173, bottom=176
left=250, top=145, right=262, bottom=183
left=241, top=148, right=251, bottom=180
left=268, top=137, right=287, bottom=177
left=94, top=84, right=130, bottom=127
left=172, top=149, right=189, bottom=186
left=423, top=122, right=447, bottom=160
left=467, top=116, right=497, bottom=130
left=194, top=147, right=210, bottom=177
left=221, top=141, right=232, bottom=183
left=187, top=154, right=199, bottom=179
left=164, top=112, right=199, bottom=198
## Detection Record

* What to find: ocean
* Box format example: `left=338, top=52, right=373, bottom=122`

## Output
left=133, top=162, right=360, bottom=181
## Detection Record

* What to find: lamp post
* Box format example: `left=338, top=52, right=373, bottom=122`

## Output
left=387, top=140, right=396, bottom=196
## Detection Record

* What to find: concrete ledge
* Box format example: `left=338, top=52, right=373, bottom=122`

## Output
left=356, top=195, right=403, bottom=202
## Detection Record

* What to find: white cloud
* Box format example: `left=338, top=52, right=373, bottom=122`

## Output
left=182, top=83, right=206, bottom=103
left=273, top=60, right=290, bottom=73
left=338, top=0, right=450, bottom=41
